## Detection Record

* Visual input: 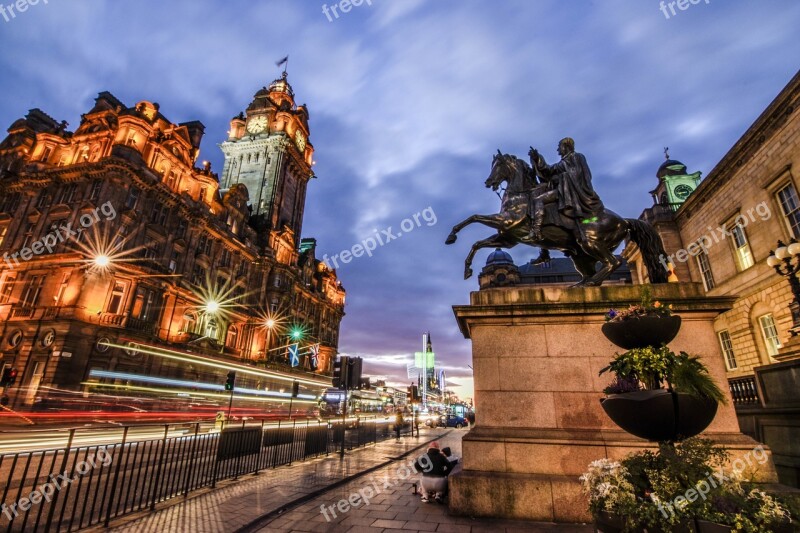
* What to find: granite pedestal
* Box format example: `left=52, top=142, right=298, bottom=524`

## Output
left=448, top=283, right=778, bottom=522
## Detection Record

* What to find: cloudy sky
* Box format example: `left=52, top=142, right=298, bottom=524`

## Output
left=1, top=0, right=799, bottom=400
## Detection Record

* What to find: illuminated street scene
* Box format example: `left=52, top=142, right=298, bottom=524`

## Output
left=1, top=1, right=800, bottom=532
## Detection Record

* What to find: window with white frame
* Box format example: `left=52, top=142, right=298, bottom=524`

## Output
left=777, top=182, right=800, bottom=239
left=730, top=223, right=754, bottom=270
left=696, top=249, right=715, bottom=290
left=107, top=281, right=127, bottom=314
left=0, top=274, right=16, bottom=304
left=758, top=314, right=781, bottom=358
left=717, top=330, right=737, bottom=370
left=20, top=275, right=44, bottom=307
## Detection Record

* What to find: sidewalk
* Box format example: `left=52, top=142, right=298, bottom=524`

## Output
left=105, top=429, right=593, bottom=532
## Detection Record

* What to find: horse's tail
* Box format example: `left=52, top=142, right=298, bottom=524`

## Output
left=626, top=219, right=668, bottom=283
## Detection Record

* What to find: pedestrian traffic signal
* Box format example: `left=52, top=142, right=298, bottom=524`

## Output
left=332, top=356, right=348, bottom=389
left=291, top=381, right=299, bottom=398
left=224, top=371, right=236, bottom=392
left=0, top=367, right=17, bottom=387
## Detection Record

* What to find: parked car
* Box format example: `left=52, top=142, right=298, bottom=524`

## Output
left=439, top=415, right=468, bottom=429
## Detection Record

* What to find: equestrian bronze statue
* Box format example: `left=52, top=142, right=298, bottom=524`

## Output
left=445, top=138, right=668, bottom=287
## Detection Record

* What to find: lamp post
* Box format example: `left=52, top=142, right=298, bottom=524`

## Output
left=767, top=239, right=800, bottom=336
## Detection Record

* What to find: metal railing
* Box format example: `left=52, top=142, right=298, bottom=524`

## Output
left=729, top=375, right=760, bottom=405
left=0, top=416, right=408, bottom=532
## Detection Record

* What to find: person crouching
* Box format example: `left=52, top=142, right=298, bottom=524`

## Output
left=414, top=441, right=451, bottom=503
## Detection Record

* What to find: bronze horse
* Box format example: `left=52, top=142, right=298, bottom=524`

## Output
left=445, top=151, right=668, bottom=286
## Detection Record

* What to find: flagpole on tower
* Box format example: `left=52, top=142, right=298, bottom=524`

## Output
left=276, top=55, right=289, bottom=76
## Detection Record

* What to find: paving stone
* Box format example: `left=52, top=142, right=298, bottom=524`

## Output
left=107, top=429, right=592, bottom=533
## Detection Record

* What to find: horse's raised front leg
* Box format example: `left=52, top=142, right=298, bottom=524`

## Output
left=464, top=235, right=512, bottom=279
left=445, top=214, right=507, bottom=245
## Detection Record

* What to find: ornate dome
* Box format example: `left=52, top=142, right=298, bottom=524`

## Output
left=486, top=248, right=514, bottom=266
left=657, top=159, right=688, bottom=179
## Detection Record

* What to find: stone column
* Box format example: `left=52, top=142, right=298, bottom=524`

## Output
left=448, top=283, right=777, bottom=522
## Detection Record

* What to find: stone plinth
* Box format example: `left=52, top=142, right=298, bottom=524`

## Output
left=448, top=283, right=778, bottom=522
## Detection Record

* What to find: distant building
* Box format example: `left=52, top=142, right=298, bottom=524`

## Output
left=479, top=248, right=631, bottom=289
left=0, top=74, right=345, bottom=408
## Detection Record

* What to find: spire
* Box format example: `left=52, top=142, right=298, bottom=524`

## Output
left=426, top=332, right=433, bottom=353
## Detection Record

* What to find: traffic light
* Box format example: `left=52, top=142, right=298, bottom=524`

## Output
left=412, top=385, right=420, bottom=402
left=346, top=357, right=362, bottom=390
left=0, top=367, right=17, bottom=387
left=332, top=356, right=349, bottom=390
left=291, top=381, right=299, bottom=398
left=224, top=371, right=236, bottom=392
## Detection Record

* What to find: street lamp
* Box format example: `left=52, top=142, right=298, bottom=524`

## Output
left=204, top=300, right=220, bottom=314
left=767, top=239, right=800, bottom=335
left=93, top=254, right=110, bottom=268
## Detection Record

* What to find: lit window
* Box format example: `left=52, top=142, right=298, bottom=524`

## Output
left=758, top=314, right=781, bottom=358
left=20, top=275, right=44, bottom=307
left=730, top=224, right=754, bottom=270
left=0, top=225, right=7, bottom=248
left=777, top=183, right=800, bottom=239
left=0, top=274, right=16, bottom=304
left=717, top=330, right=737, bottom=370
left=696, top=249, right=715, bottom=290
left=168, top=249, right=179, bottom=273
left=107, top=281, right=127, bottom=314
left=54, top=272, right=70, bottom=305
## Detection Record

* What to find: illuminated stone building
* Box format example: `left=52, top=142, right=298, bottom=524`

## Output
left=0, top=74, right=345, bottom=408
left=623, top=71, right=800, bottom=486
left=624, top=70, right=800, bottom=378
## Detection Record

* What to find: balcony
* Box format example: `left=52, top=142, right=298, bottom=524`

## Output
left=99, top=313, right=125, bottom=326
left=126, top=316, right=157, bottom=334
left=728, top=375, right=760, bottom=406
left=10, top=306, right=34, bottom=319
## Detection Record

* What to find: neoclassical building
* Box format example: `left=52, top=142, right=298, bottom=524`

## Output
left=624, top=70, right=800, bottom=379
left=0, top=74, right=345, bottom=409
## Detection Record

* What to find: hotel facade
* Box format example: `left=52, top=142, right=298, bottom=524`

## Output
left=0, top=74, right=345, bottom=410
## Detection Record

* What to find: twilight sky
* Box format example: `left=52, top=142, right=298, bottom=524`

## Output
left=1, top=0, right=799, bottom=401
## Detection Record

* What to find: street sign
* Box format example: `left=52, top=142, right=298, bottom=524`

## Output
left=407, top=363, right=417, bottom=379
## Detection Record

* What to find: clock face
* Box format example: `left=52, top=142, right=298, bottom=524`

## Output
left=247, top=116, right=268, bottom=134
left=673, top=184, right=693, bottom=200
left=295, top=130, right=307, bottom=152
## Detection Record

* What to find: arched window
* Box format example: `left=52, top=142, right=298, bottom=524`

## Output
left=226, top=325, right=238, bottom=349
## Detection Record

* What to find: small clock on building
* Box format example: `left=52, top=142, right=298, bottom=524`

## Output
left=673, top=184, right=694, bottom=200
left=295, top=130, right=307, bottom=152
left=247, top=116, right=268, bottom=134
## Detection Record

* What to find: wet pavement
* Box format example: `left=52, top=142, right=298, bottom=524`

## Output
left=102, top=428, right=593, bottom=533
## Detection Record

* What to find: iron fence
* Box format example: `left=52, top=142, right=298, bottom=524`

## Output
left=0, top=416, right=410, bottom=532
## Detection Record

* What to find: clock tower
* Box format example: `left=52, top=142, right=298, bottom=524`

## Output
left=650, top=149, right=702, bottom=209
left=219, top=72, right=314, bottom=241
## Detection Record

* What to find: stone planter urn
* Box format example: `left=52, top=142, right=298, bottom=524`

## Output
left=600, top=389, right=719, bottom=442
left=601, top=315, right=682, bottom=350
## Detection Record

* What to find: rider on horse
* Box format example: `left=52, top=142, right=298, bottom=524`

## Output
left=527, top=137, right=604, bottom=245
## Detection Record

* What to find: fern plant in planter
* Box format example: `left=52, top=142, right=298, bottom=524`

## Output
left=599, top=345, right=727, bottom=442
